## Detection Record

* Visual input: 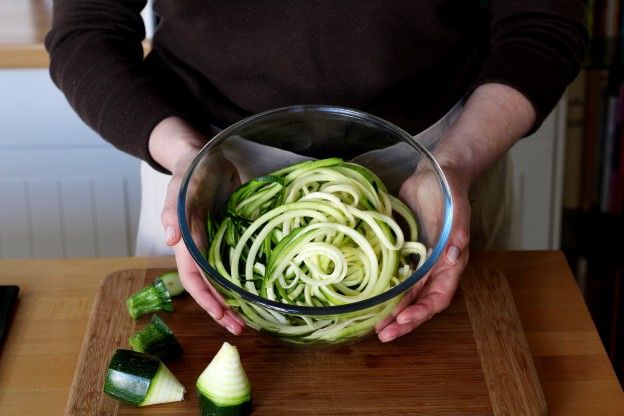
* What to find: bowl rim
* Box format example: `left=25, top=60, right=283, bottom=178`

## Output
left=178, top=104, right=453, bottom=315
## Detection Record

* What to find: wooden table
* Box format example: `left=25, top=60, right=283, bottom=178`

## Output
left=0, top=0, right=52, bottom=67
left=0, top=251, right=621, bottom=415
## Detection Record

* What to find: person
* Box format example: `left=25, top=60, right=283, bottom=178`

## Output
left=45, top=1, right=587, bottom=342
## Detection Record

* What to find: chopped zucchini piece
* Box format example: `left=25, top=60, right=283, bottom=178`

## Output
left=128, top=315, right=183, bottom=361
left=197, top=342, right=251, bottom=416
left=156, top=271, right=185, bottom=297
left=127, top=278, right=173, bottom=319
left=104, top=349, right=185, bottom=406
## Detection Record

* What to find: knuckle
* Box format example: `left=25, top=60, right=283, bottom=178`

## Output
left=439, top=298, right=451, bottom=310
left=161, top=206, right=176, bottom=223
left=452, top=229, right=470, bottom=249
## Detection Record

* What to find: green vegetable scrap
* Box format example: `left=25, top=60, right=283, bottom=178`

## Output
left=103, top=349, right=185, bottom=406
left=158, top=271, right=186, bottom=297
left=126, top=271, right=185, bottom=319
left=128, top=315, right=183, bottom=361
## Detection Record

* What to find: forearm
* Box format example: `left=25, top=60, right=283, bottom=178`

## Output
left=474, top=0, right=586, bottom=128
left=46, top=0, right=184, bottom=171
left=433, top=83, right=536, bottom=185
left=148, top=117, right=207, bottom=173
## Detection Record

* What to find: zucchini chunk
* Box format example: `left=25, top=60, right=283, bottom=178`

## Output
left=128, top=315, right=183, bottom=361
left=127, top=271, right=184, bottom=319
left=157, top=271, right=185, bottom=297
left=197, top=342, right=252, bottom=416
left=104, top=349, right=185, bottom=406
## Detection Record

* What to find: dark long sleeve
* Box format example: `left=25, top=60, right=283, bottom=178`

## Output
left=46, top=0, right=588, bottom=168
left=472, top=0, right=588, bottom=128
left=45, top=0, right=184, bottom=172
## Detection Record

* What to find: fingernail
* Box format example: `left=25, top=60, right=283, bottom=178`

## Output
left=166, top=225, right=175, bottom=242
left=447, top=245, right=460, bottom=265
left=227, top=311, right=245, bottom=326
left=225, top=324, right=237, bottom=335
left=379, top=331, right=397, bottom=343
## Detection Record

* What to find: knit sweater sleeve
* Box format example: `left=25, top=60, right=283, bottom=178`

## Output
left=472, top=0, right=588, bottom=130
left=45, top=0, right=182, bottom=173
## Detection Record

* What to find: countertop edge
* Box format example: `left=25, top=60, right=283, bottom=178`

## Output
left=0, top=44, right=49, bottom=68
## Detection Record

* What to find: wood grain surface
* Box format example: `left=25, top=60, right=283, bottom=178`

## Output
left=1, top=252, right=622, bottom=415
left=463, top=267, right=547, bottom=415
left=66, top=266, right=545, bottom=415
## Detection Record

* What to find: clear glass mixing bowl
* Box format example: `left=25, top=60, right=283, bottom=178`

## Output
left=179, top=105, right=452, bottom=345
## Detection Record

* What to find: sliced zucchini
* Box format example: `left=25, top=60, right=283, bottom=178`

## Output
left=128, top=315, right=183, bottom=361
left=104, top=349, right=185, bottom=406
left=197, top=342, right=252, bottom=416
left=127, top=277, right=173, bottom=319
left=156, top=271, right=185, bottom=297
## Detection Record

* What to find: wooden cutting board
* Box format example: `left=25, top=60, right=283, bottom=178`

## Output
left=66, top=265, right=547, bottom=416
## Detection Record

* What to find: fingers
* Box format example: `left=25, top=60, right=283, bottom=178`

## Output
left=376, top=193, right=470, bottom=342
left=396, top=258, right=464, bottom=325
left=374, top=278, right=423, bottom=332
left=162, top=174, right=184, bottom=246
left=445, top=214, right=470, bottom=267
left=377, top=290, right=451, bottom=342
left=377, top=246, right=468, bottom=342
left=173, top=240, right=245, bottom=335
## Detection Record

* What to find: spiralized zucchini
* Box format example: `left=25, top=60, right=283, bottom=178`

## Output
left=206, top=158, right=427, bottom=343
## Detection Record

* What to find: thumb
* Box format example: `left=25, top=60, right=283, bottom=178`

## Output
left=445, top=196, right=470, bottom=266
left=162, top=175, right=183, bottom=246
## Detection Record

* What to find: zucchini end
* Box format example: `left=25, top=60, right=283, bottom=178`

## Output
left=103, top=349, right=185, bottom=407
left=197, top=342, right=251, bottom=415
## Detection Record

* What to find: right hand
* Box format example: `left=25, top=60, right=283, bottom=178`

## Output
left=376, top=162, right=471, bottom=341
left=149, top=117, right=245, bottom=335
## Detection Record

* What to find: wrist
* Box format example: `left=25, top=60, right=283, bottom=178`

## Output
left=430, top=83, right=536, bottom=186
left=431, top=154, right=475, bottom=192
left=431, top=137, right=481, bottom=188
left=148, top=116, right=206, bottom=173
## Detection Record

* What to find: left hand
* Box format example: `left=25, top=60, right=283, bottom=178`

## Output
left=374, top=83, right=537, bottom=342
left=376, top=163, right=471, bottom=342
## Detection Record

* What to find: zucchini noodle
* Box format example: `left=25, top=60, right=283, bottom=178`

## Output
left=206, top=158, right=427, bottom=343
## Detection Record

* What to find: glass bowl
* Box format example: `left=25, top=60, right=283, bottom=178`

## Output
left=178, top=105, right=452, bottom=345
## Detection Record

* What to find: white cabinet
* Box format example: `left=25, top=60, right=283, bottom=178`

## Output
left=0, top=68, right=565, bottom=258
left=509, top=99, right=566, bottom=249
left=0, top=69, right=140, bottom=258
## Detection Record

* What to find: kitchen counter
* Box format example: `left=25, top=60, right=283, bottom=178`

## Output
left=0, top=0, right=51, bottom=67
left=0, top=0, right=150, bottom=68
left=0, top=251, right=621, bottom=414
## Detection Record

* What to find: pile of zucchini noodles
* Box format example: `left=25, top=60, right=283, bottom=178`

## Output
left=206, top=158, right=427, bottom=342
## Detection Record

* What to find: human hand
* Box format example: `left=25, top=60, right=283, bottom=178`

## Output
left=376, top=163, right=471, bottom=342
left=149, top=117, right=245, bottom=335
left=374, top=83, right=537, bottom=342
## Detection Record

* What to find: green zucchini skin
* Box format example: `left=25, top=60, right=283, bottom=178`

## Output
left=104, top=349, right=160, bottom=406
left=126, top=279, right=173, bottom=319
left=155, top=271, right=186, bottom=297
left=128, top=315, right=183, bottom=361
left=198, top=393, right=252, bottom=416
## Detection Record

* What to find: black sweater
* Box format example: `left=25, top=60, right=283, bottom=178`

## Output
left=45, top=0, right=588, bottom=171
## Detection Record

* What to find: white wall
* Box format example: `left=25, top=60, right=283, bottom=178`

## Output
left=0, top=69, right=140, bottom=258
left=509, top=100, right=566, bottom=249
